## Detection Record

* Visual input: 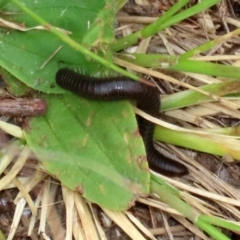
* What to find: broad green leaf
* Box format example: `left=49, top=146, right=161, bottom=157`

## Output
left=24, top=94, right=149, bottom=210
left=0, top=1, right=150, bottom=210
left=0, top=0, right=114, bottom=93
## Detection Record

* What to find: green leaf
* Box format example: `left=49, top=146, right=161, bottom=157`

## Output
left=0, top=0, right=110, bottom=93
left=81, top=0, right=115, bottom=51
left=24, top=94, right=149, bottom=210
left=0, top=0, right=150, bottom=210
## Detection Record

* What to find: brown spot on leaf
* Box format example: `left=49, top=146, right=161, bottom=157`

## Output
left=86, top=112, right=97, bottom=127
left=123, top=179, right=149, bottom=210
left=132, top=128, right=141, bottom=138
left=75, top=185, right=84, bottom=194
left=123, top=133, right=129, bottom=144
left=137, top=155, right=148, bottom=171
left=121, top=109, right=129, bottom=118
left=81, top=134, right=89, bottom=147
left=98, top=184, right=106, bottom=194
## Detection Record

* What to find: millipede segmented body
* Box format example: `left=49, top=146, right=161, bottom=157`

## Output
left=56, top=68, right=188, bottom=176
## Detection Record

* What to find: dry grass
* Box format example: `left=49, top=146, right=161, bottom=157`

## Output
left=1, top=0, right=240, bottom=239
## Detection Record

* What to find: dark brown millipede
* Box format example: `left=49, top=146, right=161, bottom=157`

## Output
left=55, top=68, right=188, bottom=176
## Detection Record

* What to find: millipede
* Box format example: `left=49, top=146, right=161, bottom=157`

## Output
left=55, top=68, right=188, bottom=176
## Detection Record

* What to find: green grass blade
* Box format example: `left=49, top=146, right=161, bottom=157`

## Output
left=180, top=28, right=240, bottom=60
left=154, top=125, right=240, bottom=160
left=168, top=60, right=240, bottom=79
left=150, top=173, right=180, bottom=194
left=151, top=176, right=230, bottom=240
left=199, top=215, right=240, bottom=232
left=112, top=0, right=220, bottom=51
left=161, top=80, right=240, bottom=111
left=117, top=53, right=240, bottom=80
left=158, top=0, right=221, bottom=37
left=196, top=126, right=240, bottom=136
left=150, top=177, right=199, bottom=221
left=112, top=0, right=190, bottom=51
left=196, top=220, right=230, bottom=240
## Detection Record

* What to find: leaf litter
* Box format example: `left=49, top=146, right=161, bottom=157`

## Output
left=1, top=0, right=240, bottom=239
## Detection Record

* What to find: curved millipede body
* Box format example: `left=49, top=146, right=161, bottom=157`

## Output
left=56, top=68, right=188, bottom=176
